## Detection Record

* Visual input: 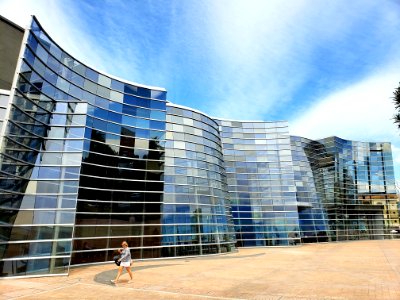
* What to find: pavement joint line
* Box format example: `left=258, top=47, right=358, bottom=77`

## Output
left=8, top=281, right=82, bottom=300
left=78, top=281, right=247, bottom=300
left=380, top=243, right=400, bottom=282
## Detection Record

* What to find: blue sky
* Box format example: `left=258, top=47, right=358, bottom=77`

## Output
left=2, top=0, right=400, bottom=179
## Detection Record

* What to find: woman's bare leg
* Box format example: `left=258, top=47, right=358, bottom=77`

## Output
left=113, top=266, right=124, bottom=282
left=126, top=267, right=133, bottom=280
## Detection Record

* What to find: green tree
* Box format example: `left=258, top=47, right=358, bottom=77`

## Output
left=393, top=82, right=400, bottom=128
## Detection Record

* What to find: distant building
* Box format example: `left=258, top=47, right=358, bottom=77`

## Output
left=0, top=16, right=398, bottom=278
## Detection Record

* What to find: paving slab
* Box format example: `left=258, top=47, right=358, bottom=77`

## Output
left=0, top=240, right=399, bottom=299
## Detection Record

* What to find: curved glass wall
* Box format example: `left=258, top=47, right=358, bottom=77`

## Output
left=0, top=18, right=88, bottom=276
left=290, top=136, right=329, bottom=243
left=163, top=104, right=236, bottom=256
left=216, top=120, right=300, bottom=246
left=0, top=15, right=399, bottom=278
left=0, top=16, right=167, bottom=276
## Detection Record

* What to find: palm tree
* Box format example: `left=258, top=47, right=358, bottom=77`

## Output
left=393, top=82, right=400, bottom=128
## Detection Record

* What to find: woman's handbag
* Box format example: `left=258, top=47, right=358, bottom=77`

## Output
left=113, top=255, right=121, bottom=266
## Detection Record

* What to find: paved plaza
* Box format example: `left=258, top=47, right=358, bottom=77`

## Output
left=0, top=240, right=399, bottom=300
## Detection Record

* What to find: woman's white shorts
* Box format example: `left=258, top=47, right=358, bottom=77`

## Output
left=120, top=261, right=131, bottom=267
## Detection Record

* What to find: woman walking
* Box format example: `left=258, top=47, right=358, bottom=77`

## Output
left=111, top=241, right=133, bottom=284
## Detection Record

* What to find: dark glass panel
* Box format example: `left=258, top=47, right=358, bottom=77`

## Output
left=124, top=84, right=137, bottom=95
left=137, top=87, right=151, bottom=98
left=136, top=97, right=150, bottom=108
left=27, top=33, right=38, bottom=52
left=0, top=210, right=33, bottom=226
left=77, top=187, right=112, bottom=201
left=110, top=214, right=143, bottom=224
left=77, top=201, right=111, bottom=213
left=71, top=249, right=107, bottom=265
left=122, top=104, right=136, bottom=116
left=112, top=202, right=144, bottom=213
left=108, top=111, right=122, bottom=124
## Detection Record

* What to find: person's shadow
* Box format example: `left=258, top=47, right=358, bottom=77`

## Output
left=94, top=264, right=182, bottom=286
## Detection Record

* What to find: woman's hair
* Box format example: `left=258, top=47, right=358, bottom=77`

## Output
left=122, top=241, right=128, bottom=247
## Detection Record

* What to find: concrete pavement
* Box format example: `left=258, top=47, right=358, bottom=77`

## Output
left=1, top=240, right=399, bottom=299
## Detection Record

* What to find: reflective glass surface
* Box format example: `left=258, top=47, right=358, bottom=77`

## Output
left=290, top=136, right=399, bottom=242
left=1, top=16, right=398, bottom=278
left=163, top=105, right=236, bottom=255
left=217, top=120, right=300, bottom=246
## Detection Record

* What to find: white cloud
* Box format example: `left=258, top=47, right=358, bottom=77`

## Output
left=0, top=0, right=108, bottom=73
left=290, top=66, right=400, bottom=177
left=201, top=0, right=400, bottom=120
left=290, top=68, right=399, bottom=141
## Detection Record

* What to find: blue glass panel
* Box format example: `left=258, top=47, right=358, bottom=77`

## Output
left=27, top=34, right=38, bottom=52
left=121, top=115, right=136, bottom=127
left=47, top=55, right=61, bottom=73
left=85, top=68, right=98, bottom=82
left=107, top=122, right=121, bottom=134
left=122, top=104, right=136, bottom=116
left=44, top=68, right=57, bottom=85
left=137, top=108, right=150, bottom=118
left=30, top=19, right=41, bottom=36
left=150, top=110, right=166, bottom=120
left=136, top=97, right=150, bottom=108
left=123, top=94, right=136, bottom=106
left=111, top=79, right=124, bottom=92
left=69, top=85, right=83, bottom=99
left=24, top=47, right=35, bottom=65
left=92, top=118, right=107, bottom=131
left=150, top=120, right=165, bottom=130
left=108, top=111, right=122, bottom=123
left=150, top=100, right=166, bottom=110
left=93, top=107, right=108, bottom=119
left=136, top=118, right=149, bottom=129
left=82, top=90, right=95, bottom=104
left=38, top=167, right=61, bottom=179
left=70, top=73, right=84, bottom=86
left=136, top=129, right=150, bottom=139
left=85, top=127, right=93, bottom=139
left=35, top=196, right=57, bottom=208
left=64, top=167, right=80, bottom=179
left=95, top=96, right=109, bottom=109
left=150, top=90, right=166, bottom=100
left=109, top=101, right=122, bottom=113
left=124, top=84, right=137, bottom=95
left=137, top=87, right=151, bottom=98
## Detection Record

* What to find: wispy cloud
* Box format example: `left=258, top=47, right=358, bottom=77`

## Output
left=0, top=0, right=117, bottom=78
left=201, top=0, right=400, bottom=120
left=290, top=65, right=400, bottom=175
left=290, top=67, right=399, bottom=141
left=1, top=0, right=400, bottom=175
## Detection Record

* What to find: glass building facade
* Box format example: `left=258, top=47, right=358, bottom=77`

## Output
left=163, top=104, right=236, bottom=256
left=217, top=120, right=300, bottom=246
left=0, top=16, right=398, bottom=278
left=290, top=136, right=398, bottom=242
